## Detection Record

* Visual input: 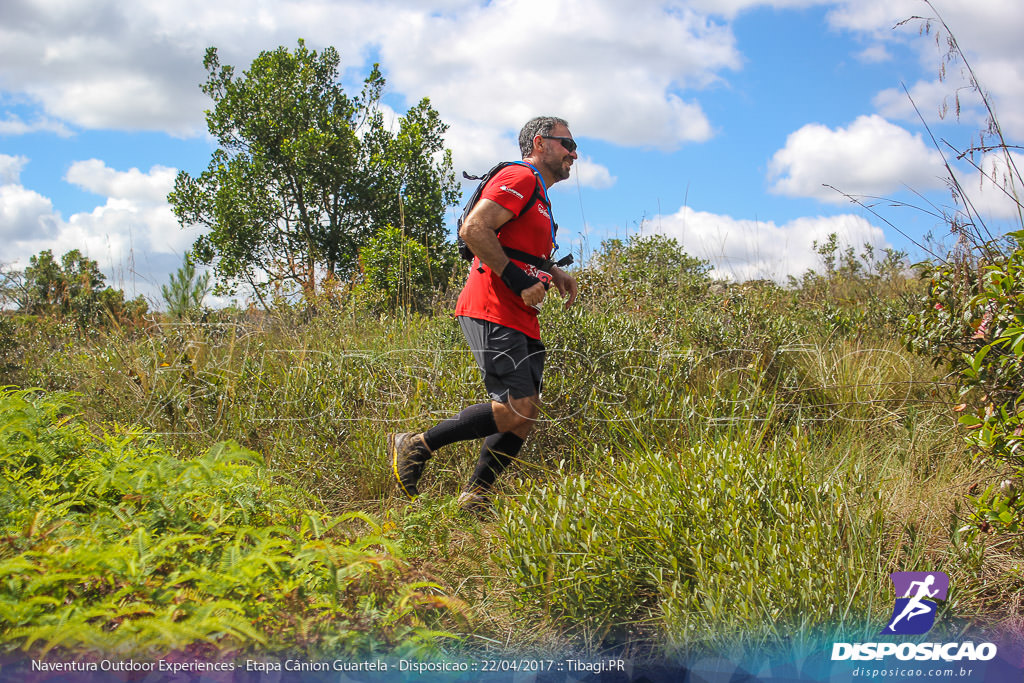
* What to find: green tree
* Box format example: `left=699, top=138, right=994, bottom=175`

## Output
left=357, top=224, right=458, bottom=312
left=23, top=249, right=102, bottom=318
left=20, top=249, right=147, bottom=327
left=161, top=255, right=211, bottom=319
left=169, top=40, right=460, bottom=305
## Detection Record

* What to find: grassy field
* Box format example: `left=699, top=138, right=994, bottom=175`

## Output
left=1, top=236, right=1020, bottom=663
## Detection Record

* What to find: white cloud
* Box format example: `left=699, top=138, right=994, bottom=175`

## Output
left=856, top=44, right=892, bottom=64
left=768, top=115, right=947, bottom=201
left=0, top=158, right=195, bottom=302
left=62, top=161, right=191, bottom=257
left=39, top=74, right=204, bottom=136
left=66, top=160, right=178, bottom=204
left=570, top=157, right=616, bottom=191
left=649, top=206, right=889, bottom=281
left=824, top=0, right=922, bottom=35
left=0, top=113, right=73, bottom=137
left=379, top=0, right=736, bottom=150
left=0, top=3, right=207, bottom=135
left=873, top=79, right=970, bottom=125
left=0, top=184, right=61, bottom=242
left=0, top=154, right=61, bottom=241
left=828, top=0, right=1024, bottom=58
left=687, top=0, right=830, bottom=19
left=0, top=154, right=28, bottom=185
left=961, top=151, right=1024, bottom=222
left=1, top=1, right=741, bottom=151
left=953, top=57, right=1024, bottom=139
left=2, top=0, right=1020, bottom=152
left=0, top=0, right=398, bottom=135
left=0, top=0, right=732, bottom=221
left=445, top=121, right=521, bottom=180
left=830, top=0, right=1024, bottom=138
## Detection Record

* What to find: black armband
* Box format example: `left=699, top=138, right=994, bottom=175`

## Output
left=499, top=262, right=541, bottom=295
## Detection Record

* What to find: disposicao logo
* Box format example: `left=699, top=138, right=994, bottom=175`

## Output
left=882, top=571, right=948, bottom=636
left=831, top=571, right=998, bottom=663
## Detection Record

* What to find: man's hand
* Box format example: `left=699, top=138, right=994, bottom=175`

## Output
left=521, top=281, right=547, bottom=307
left=550, top=266, right=578, bottom=308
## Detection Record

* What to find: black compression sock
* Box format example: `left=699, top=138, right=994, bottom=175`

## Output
left=422, top=403, right=499, bottom=451
left=467, top=432, right=525, bottom=491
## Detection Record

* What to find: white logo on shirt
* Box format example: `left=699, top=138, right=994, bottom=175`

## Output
left=500, top=185, right=524, bottom=199
left=537, top=204, right=550, bottom=218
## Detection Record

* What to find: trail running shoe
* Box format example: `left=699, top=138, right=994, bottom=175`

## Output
left=388, top=432, right=432, bottom=499
left=457, top=489, right=491, bottom=515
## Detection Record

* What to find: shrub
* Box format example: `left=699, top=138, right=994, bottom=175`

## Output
left=0, top=388, right=459, bottom=659
left=578, top=235, right=712, bottom=319
left=906, top=232, right=1024, bottom=535
left=356, top=225, right=459, bottom=313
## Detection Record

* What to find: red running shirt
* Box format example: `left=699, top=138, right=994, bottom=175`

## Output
left=454, top=163, right=554, bottom=340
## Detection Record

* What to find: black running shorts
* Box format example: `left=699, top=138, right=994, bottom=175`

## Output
left=458, top=316, right=545, bottom=402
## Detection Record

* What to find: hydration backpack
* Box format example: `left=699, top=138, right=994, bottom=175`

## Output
left=456, top=161, right=573, bottom=272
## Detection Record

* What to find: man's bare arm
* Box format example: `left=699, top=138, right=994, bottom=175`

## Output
left=459, top=198, right=515, bottom=273
left=459, top=198, right=546, bottom=306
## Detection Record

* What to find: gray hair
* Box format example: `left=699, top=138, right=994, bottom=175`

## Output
left=518, top=116, right=569, bottom=157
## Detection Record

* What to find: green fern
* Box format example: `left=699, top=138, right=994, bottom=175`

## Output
left=0, top=388, right=457, bottom=659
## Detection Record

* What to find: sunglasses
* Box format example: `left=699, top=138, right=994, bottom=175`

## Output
left=541, top=135, right=577, bottom=154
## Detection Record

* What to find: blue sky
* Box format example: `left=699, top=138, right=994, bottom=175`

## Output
left=2, top=0, right=1022, bottom=305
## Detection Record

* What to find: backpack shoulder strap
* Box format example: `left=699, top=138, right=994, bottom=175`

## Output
left=459, top=162, right=548, bottom=224
left=457, top=161, right=565, bottom=269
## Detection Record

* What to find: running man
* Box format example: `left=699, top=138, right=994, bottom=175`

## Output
left=388, top=116, right=579, bottom=512
left=887, top=574, right=940, bottom=632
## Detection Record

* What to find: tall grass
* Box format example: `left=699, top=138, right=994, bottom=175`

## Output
left=498, top=425, right=890, bottom=653
left=0, top=233, right=1012, bottom=658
